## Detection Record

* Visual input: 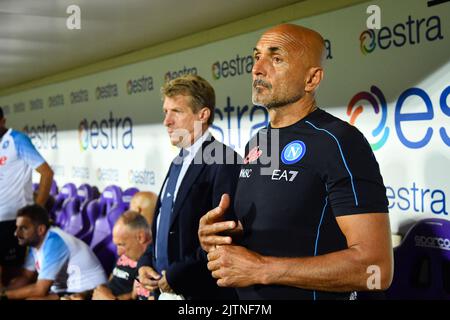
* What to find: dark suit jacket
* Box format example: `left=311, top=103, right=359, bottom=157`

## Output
left=143, top=136, right=241, bottom=300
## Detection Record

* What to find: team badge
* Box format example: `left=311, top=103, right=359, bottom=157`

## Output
left=281, top=140, right=306, bottom=165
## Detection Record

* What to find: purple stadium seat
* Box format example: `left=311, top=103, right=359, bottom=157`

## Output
left=89, top=185, right=127, bottom=274
left=50, top=180, right=58, bottom=196
left=385, top=218, right=450, bottom=300
left=62, top=198, right=84, bottom=236
left=32, top=183, right=39, bottom=192
left=122, top=187, right=139, bottom=210
left=92, top=185, right=100, bottom=199
left=70, top=184, right=100, bottom=243
left=52, top=183, right=77, bottom=227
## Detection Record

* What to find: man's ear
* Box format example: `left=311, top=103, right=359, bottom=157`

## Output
left=37, top=224, right=47, bottom=237
left=304, top=67, right=324, bottom=93
left=198, top=107, right=211, bottom=124
left=136, top=230, right=146, bottom=244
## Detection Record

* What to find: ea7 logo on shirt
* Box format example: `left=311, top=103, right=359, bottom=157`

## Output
left=0, top=156, right=7, bottom=166
left=2, top=140, right=9, bottom=149
left=271, top=169, right=298, bottom=182
left=281, top=140, right=306, bottom=165
left=239, top=168, right=252, bottom=178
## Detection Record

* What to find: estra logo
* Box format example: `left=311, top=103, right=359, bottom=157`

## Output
left=347, top=85, right=389, bottom=150
left=70, top=89, right=89, bottom=104
left=128, top=169, right=155, bottom=186
left=164, top=66, right=197, bottom=82
left=126, top=76, right=154, bottom=95
left=359, top=14, right=443, bottom=55
left=211, top=54, right=253, bottom=80
left=78, top=111, right=134, bottom=151
left=96, top=168, right=119, bottom=182
left=95, top=83, right=118, bottom=100
left=23, top=120, right=58, bottom=150
left=347, top=85, right=450, bottom=150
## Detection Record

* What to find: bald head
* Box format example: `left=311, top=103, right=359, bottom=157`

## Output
left=261, top=24, right=325, bottom=68
left=129, top=191, right=157, bottom=227
left=252, top=23, right=325, bottom=111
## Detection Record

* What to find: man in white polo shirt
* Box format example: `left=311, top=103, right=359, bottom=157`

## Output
left=1, top=204, right=107, bottom=300
left=0, top=107, right=54, bottom=287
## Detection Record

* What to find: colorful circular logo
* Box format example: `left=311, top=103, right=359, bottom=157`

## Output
left=281, top=140, right=306, bottom=165
left=78, top=120, right=89, bottom=151
left=126, top=80, right=133, bottom=95
left=360, top=29, right=376, bottom=55
left=347, top=85, right=389, bottom=150
left=211, top=62, right=220, bottom=80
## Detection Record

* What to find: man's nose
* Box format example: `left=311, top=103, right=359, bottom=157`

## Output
left=163, top=113, right=172, bottom=127
left=252, top=57, right=268, bottom=77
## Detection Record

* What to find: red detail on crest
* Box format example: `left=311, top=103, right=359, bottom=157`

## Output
left=0, top=156, right=7, bottom=166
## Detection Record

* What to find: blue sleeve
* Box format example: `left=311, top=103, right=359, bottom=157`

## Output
left=23, top=249, right=36, bottom=272
left=38, top=232, right=70, bottom=281
left=11, top=130, right=45, bottom=169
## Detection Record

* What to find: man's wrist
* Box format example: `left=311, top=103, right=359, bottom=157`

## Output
left=257, top=256, right=273, bottom=285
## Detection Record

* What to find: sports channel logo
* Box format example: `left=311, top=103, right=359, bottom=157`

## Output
left=359, top=14, right=443, bottom=55
left=347, top=85, right=449, bottom=150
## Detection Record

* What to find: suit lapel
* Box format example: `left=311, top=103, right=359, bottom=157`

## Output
left=169, top=138, right=215, bottom=227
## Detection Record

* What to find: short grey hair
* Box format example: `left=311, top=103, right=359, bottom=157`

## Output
left=117, top=210, right=150, bottom=236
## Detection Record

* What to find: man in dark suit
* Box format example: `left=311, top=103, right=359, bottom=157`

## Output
left=137, top=74, right=240, bottom=300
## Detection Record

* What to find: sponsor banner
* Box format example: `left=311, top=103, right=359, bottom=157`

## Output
left=3, top=0, right=448, bottom=232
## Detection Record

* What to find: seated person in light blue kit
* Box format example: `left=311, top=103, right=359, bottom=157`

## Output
left=0, top=204, right=107, bottom=300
